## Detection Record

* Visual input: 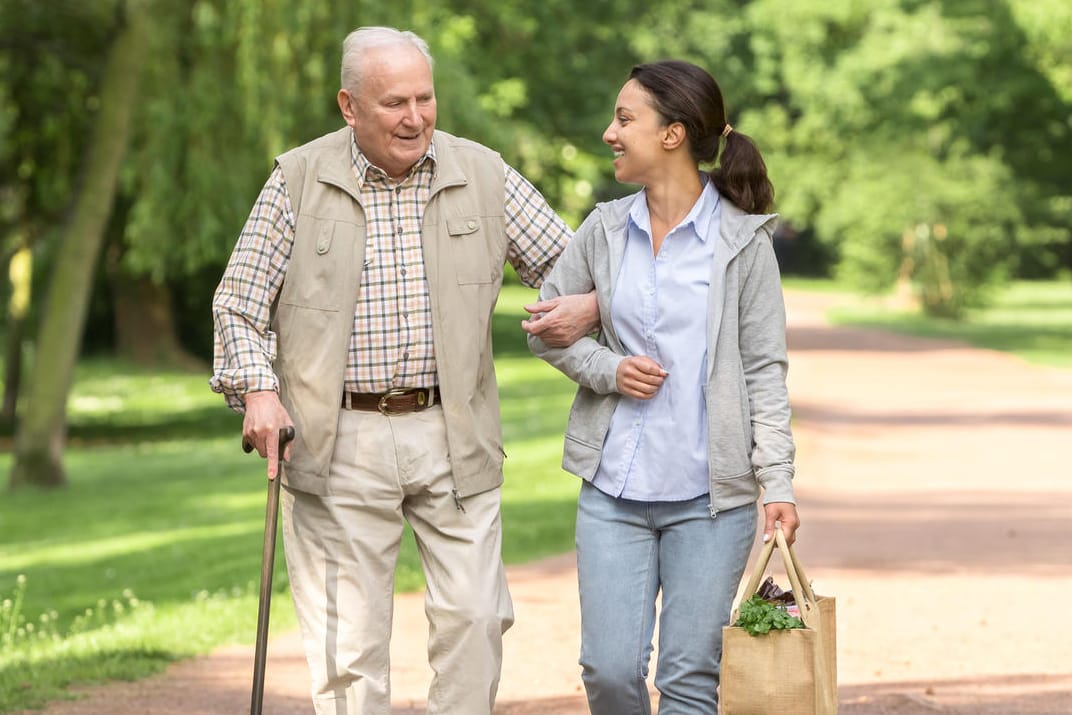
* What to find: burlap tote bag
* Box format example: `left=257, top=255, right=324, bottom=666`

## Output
left=720, top=528, right=837, bottom=714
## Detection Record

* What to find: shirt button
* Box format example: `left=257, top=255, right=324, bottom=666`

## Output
left=467, top=220, right=477, bottom=230
left=401, top=267, right=407, bottom=276
left=396, top=225, right=403, bottom=235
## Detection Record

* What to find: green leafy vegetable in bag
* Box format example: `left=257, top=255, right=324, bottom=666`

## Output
left=733, top=594, right=805, bottom=636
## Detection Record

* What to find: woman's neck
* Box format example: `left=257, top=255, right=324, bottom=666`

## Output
left=645, top=168, right=704, bottom=252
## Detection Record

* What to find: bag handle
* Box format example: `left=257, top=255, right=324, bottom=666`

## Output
left=736, top=527, right=820, bottom=627
left=781, top=529, right=818, bottom=606
left=740, top=529, right=779, bottom=600
left=775, top=528, right=819, bottom=626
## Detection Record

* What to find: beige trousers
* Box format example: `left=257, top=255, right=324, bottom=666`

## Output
left=281, top=405, right=514, bottom=715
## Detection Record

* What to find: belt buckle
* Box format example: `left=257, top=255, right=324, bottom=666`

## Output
left=378, top=386, right=414, bottom=416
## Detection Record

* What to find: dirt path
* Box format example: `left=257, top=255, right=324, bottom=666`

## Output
left=17, top=290, right=1072, bottom=714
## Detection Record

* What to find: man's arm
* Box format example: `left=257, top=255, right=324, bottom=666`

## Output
left=211, top=165, right=295, bottom=476
left=500, top=162, right=600, bottom=346
left=520, top=291, right=599, bottom=347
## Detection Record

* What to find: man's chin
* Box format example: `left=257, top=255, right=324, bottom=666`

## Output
left=397, top=147, right=429, bottom=166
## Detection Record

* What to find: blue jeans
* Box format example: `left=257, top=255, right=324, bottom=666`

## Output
left=576, top=481, right=756, bottom=715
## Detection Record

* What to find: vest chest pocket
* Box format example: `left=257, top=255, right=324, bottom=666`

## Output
left=281, top=216, right=359, bottom=311
left=447, top=216, right=495, bottom=285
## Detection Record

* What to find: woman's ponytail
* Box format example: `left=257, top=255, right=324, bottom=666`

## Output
left=711, top=129, right=774, bottom=214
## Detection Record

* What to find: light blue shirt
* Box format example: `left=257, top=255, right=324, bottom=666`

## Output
left=593, top=181, right=721, bottom=502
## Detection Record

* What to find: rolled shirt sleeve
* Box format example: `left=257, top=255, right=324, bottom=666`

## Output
left=210, top=166, right=294, bottom=412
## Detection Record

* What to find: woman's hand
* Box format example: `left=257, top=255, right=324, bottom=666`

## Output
left=763, top=502, right=800, bottom=545
left=616, top=356, right=668, bottom=399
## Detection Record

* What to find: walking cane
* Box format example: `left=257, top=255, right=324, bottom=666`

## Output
left=243, top=425, right=295, bottom=715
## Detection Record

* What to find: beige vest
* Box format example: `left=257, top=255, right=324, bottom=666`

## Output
left=273, top=127, right=508, bottom=497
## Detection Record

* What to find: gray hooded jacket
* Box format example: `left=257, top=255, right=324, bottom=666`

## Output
left=528, top=191, right=795, bottom=515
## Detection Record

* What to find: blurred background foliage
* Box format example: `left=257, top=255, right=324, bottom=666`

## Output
left=4, top=0, right=1071, bottom=337
left=0, top=0, right=1070, bottom=479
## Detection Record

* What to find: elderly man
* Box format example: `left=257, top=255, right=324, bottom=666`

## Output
left=211, top=25, right=595, bottom=715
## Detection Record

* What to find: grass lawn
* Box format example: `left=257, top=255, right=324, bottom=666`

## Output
left=784, top=278, right=1072, bottom=370
left=0, top=283, right=579, bottom=712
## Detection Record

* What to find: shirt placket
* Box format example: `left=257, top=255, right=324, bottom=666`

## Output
left=393, top=183, right=416, bottom=384
left=619, top=233, right=660, bottom=491
left=391, top=173, right=434, bottom=387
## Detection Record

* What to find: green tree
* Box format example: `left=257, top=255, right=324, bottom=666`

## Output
left=0, top=0, right=113, bottom=424
left=9, top=0, right=150, bottom=489
left=741, top=0, right=1072, bottom=314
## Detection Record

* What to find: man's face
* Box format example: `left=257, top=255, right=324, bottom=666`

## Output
left=338, top=44, right=437, bottom=180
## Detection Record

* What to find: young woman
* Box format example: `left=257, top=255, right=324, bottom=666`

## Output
left=527, top=60, right=801, bottom=713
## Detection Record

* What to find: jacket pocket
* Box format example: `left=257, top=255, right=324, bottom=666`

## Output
left=710, top=470, right=760, bottom=512
left=563, top=433, right=603, bottom=479
left=448, top=216, right=494, bottom=285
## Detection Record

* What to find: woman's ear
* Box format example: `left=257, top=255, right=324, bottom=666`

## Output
left=662, top=122, right=686, bottom=150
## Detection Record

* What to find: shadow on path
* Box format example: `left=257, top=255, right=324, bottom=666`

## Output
left=788, top=324, right=966, bottom=353
left=794, top=490, right=1072, bottom=574
left=840, top=673, right=1072, bottom=714
left=793, top=402, right=1072, bottom=428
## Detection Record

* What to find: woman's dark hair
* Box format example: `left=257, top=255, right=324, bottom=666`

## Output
left=629, top=60, right=774, bottom=214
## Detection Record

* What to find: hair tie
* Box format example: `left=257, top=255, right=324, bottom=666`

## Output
left=722, top=123, right=734, bottom=138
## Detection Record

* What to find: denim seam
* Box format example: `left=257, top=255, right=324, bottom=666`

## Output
left=634, top=519, right=658, bottom=693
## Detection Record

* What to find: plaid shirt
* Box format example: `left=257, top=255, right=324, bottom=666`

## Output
left=211, top=132, right=571, bottom=410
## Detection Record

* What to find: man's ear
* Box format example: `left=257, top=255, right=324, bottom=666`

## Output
left=338, top=89, right=358, bottom=127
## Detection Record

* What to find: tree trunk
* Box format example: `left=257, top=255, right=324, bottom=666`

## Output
left=1, top=245, right=31, bottom=427
left=2, top=308, right=26, bottom=427
left=112, top=271, right=203, bottom=369
left=9, top=1, right=149, bottom=490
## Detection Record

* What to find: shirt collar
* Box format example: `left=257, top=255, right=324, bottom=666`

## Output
left=349, top=131, right=437, bottom=187
left=627, top=175, right=719, bottom=242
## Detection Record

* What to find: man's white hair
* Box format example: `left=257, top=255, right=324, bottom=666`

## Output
left=341, top=27, right=434, bottom=94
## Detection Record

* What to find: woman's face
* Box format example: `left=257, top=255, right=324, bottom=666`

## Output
left=602, top=79, right=668, bottom=186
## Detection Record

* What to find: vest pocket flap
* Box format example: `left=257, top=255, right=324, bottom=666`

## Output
left=447, top=216, right=481, bottom=237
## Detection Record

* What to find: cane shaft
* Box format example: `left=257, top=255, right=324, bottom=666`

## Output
left=249, top=426, right=293, bottom=715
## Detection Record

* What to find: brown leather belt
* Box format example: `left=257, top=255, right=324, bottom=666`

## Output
left=341, top=386, right=440, bottom=415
